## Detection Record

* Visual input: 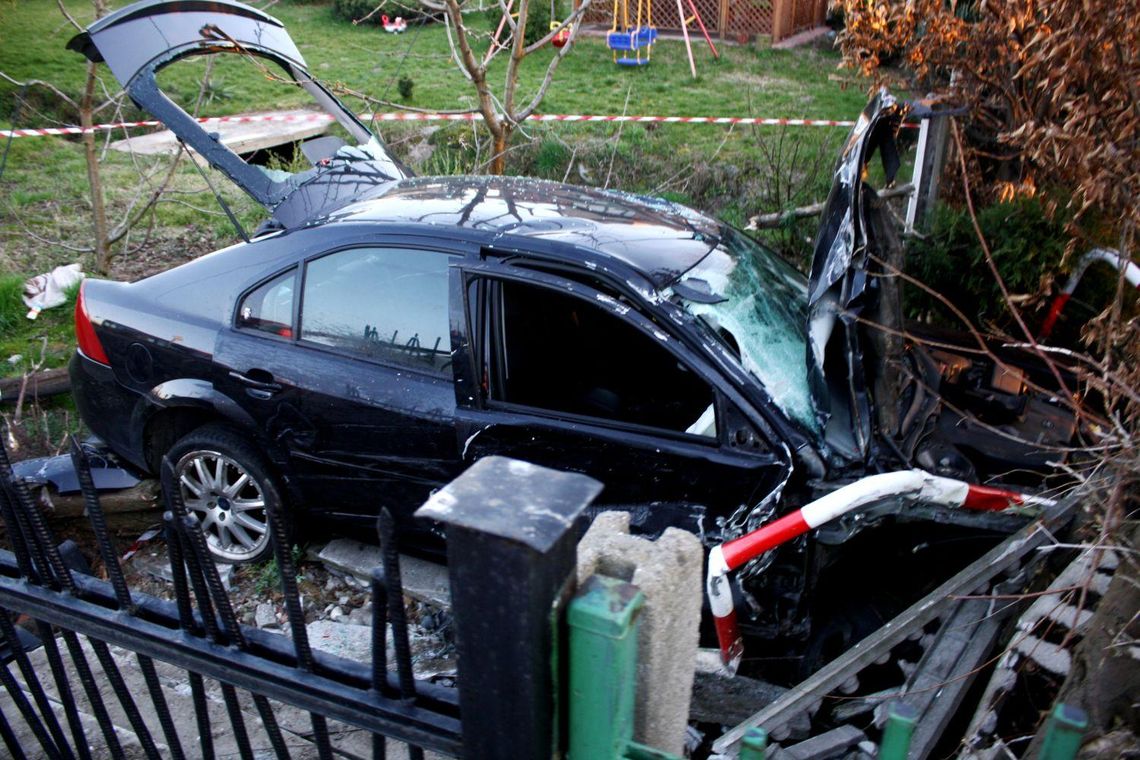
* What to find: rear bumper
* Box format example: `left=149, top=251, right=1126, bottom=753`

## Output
left=69, top=351, right=149, bottom=472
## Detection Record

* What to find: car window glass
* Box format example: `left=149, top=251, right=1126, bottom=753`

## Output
left=237, top=269, right=296, bottom=338
left=490, top=280, right=716, bottom=438
left=301, top=247, right=455, bottom=373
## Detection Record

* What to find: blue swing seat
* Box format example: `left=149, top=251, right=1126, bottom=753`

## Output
left=607, top=26, right=657, bottom=51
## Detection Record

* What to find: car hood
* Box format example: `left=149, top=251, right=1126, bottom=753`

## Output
left=68, top=0, right=411, bottom=227
left=805, top=89, right=905, bottom=462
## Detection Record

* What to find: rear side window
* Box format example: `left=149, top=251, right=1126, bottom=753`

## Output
left=300, top=247, right=455, bottom=373
left=237, top=269, right=296, bottom=337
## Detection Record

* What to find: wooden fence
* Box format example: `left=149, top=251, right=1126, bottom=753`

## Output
left=580, top=0, right=829, bottom=44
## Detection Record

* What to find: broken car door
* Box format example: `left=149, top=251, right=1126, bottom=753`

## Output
left=455, top=264, right=787, bottom=533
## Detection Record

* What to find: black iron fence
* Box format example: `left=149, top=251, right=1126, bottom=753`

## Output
left=0, top=438, right=599, bottom=759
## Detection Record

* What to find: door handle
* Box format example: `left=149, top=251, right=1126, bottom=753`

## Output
left=229, top=370, right=283, bottom=395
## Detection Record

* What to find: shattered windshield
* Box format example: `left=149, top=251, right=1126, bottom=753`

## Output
left=674, top=228, right=819, bottom=434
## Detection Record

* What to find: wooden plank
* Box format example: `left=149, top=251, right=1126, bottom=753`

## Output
left=711, top=496, right=1077, bottom=755
left=110, top=109, right=329, bottom=157
left=904, top=598, right=1008, bottom=758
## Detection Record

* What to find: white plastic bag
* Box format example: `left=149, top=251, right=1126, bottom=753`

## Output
left=23, top=263, right=85, bottom=320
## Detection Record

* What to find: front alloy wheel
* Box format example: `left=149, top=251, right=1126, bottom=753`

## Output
left=173, top=444, right=273, bottom=564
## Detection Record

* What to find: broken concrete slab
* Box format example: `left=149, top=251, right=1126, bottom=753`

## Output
left=577, top=511, right=703, bottom=757
left=131, top=551, right=233, bottom=591
left=110, top=108, right=329, bottom=157
left=304, top=620, right=376, bottom=663
left=255, top=602, right=278, bottom=629
left=317, top=539, right=450, bottom=607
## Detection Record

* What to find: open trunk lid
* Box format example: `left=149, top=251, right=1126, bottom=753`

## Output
left=68, top=0, right=411, bottom=227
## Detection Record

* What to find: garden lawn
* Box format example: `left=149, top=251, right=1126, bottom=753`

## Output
left=0, top=0, right=874, bottom=378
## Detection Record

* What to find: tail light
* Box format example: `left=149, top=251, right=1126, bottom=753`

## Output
left=75, top=282, right=111, bottom=366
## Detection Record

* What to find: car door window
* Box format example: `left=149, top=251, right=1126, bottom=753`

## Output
left=487, top=279, right=717, bottom=438
left=301, top=247, right=456, bottom=373
left=237, top=268, right=296, bottom=338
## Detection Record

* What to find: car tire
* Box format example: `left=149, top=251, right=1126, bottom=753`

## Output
left=167, top=425, right=285, bottom=565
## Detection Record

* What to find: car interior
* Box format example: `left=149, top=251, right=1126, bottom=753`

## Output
left=488, top=280, right=716, bottom=438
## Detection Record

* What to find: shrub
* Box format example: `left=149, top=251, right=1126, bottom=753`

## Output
left=333, top=0, right=423, bottom=25
left=397, top=76, right=415, bottom=101
left=523, top=1, right=552, bottom=47
left=904, top=197, right=1068, bottom=328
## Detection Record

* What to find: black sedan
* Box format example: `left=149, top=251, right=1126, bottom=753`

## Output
left=69, top=0, right=1072, bottom=630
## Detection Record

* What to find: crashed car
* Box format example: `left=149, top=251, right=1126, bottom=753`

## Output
left=68, top=0, right=1073, bottom=668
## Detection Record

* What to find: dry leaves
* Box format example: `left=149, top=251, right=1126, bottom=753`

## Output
left=834, top=0, right=1139, bottom=233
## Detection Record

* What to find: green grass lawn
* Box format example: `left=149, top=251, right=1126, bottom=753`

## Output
left=0, top=0, right=877, bottom=379
left=0, top=1, right=862, bottom=118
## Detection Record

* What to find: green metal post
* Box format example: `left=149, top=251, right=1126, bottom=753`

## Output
left=878, top=702, right=918, bottom=760
left=738, top=727, right=768, bottom=760
left=567, top=574, right=645, bottom=760
left=1038, top=703, right=1088, bottom=760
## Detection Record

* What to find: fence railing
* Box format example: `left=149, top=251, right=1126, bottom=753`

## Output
left=0, top=436, right=601, bottom=759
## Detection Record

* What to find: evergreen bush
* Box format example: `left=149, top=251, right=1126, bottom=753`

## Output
left=904, top=197, right=1068, bottom=327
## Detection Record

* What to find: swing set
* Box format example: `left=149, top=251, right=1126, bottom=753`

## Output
left=606, top=0, right=657, bottom=66
left=606, top=0, right=718, bottom=76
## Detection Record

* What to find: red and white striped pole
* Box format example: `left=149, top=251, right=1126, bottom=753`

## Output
left=706, top=470, right=1054, bottom=669
left=1038, top=247, right=1140, bottom=340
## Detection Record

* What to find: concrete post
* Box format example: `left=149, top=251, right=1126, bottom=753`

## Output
left=576, top=512, right=703, bottom=756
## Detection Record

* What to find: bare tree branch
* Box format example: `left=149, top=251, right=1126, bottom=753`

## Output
left=0, top=72, right=78, bottom=110
left=747, top=184, right=915, bottom=229
left=107, top=153, right=184, bottom=245
left=55, top=0, right=83, bottom=31
left=950, top=118, right=1078, bottom=411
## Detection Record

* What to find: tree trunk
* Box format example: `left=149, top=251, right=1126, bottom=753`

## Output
left=80, top=61, right=111, bottom=274
left=490, top=124, right=512, bottom=175
left=1026, top=523, right=1140, bottom=755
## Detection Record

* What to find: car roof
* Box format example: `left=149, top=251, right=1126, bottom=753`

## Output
left=324, top=175, right=722, bottom=288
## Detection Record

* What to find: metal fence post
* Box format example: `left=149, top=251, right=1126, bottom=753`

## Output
left=416, top=456, right=603, bottom=760
left=1038, top=703, right=1088, bottom=760
left=738, top=727, right=768, bottom=760
left=878, top=702, right=918, bottom=760
left=905, top=113, right=949, bottom=233
left=567, top=575, right=645, bottom=759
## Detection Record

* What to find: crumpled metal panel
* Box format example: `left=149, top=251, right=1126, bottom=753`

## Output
left=804, top=89, right=905, bottom=462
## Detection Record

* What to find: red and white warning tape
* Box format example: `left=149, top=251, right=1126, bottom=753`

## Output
left=705, top=469, right=1054, bottom=669
left=0, top=110, right=862, bottom=139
